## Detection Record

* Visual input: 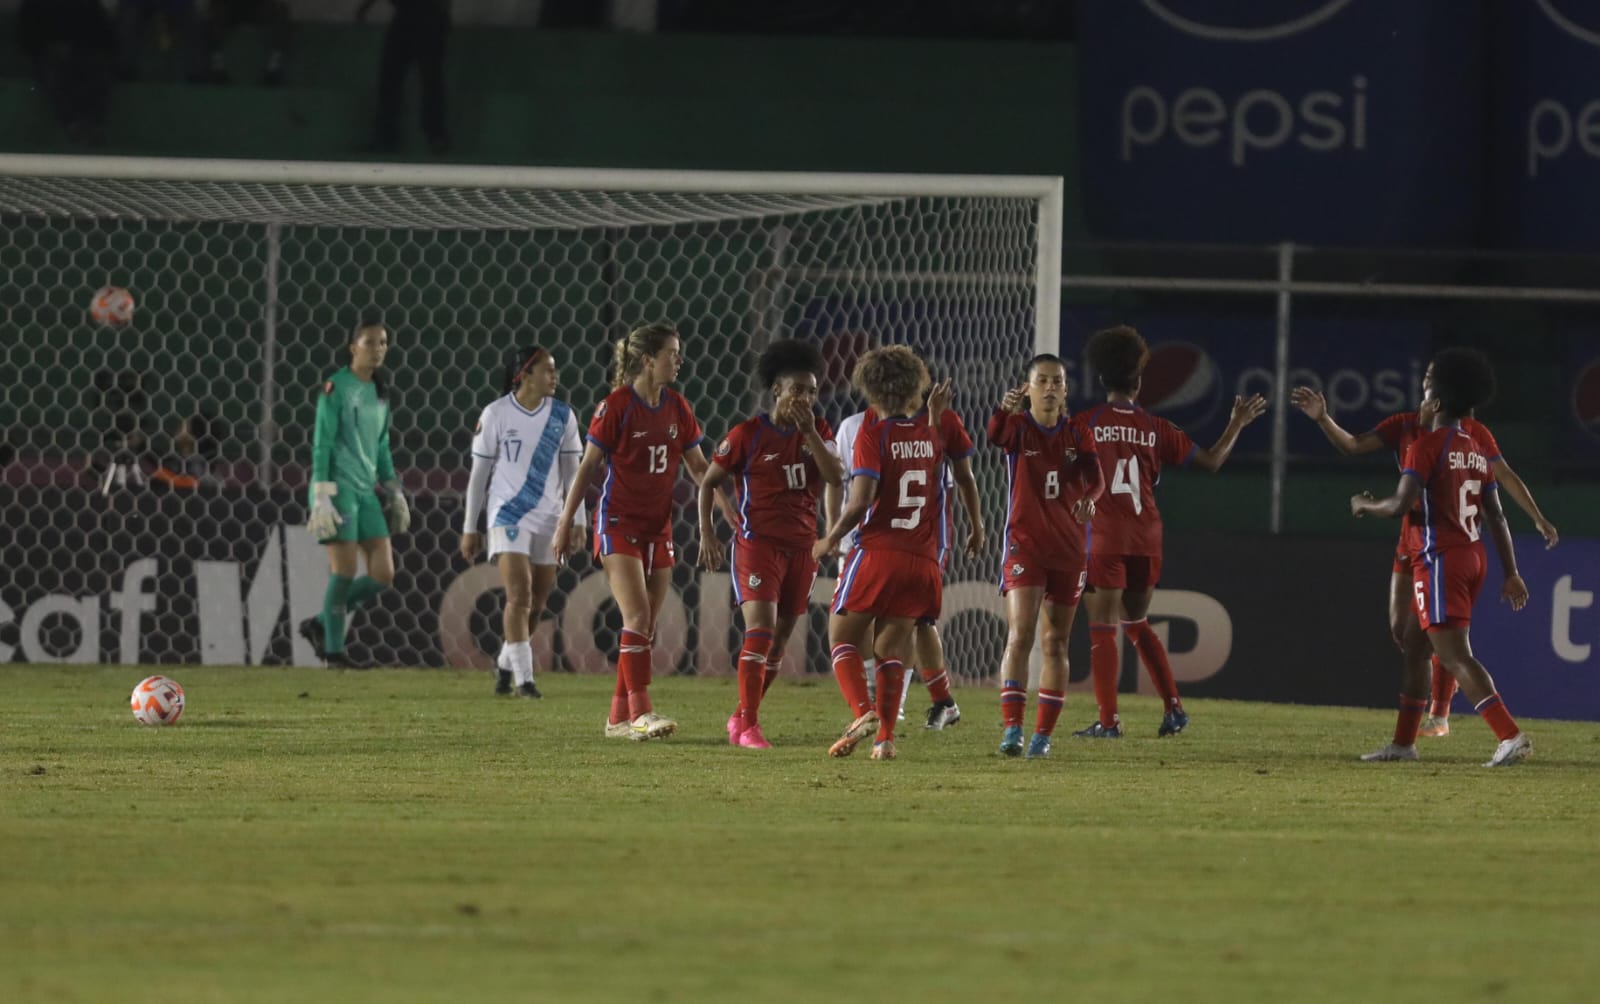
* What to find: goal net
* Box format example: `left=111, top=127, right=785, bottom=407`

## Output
left=0, top=155, right=1061, bottom=688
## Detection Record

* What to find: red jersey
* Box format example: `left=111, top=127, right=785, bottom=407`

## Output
left=712, top=412, right=835, bottom=550
left=988, top=409, right=1103, bottom=569
left=587, top=385, right=703, bottom=541
left=851, top=412, right=944, bottom=561
left=1072, top=402, right=1196, bottom=557
left=1374, top=413, right=1501, bottom=559
left=863, top=405, right=974, bottom=558
left=1403, top=423, right=1499, bottom=559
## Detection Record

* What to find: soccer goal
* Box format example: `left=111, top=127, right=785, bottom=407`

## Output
left=0, top=154, right=1061, bottom=684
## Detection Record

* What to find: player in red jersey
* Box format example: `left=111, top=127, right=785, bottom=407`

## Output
left=1071, top=325, right=1267, bottom=739
left=988, top=353, right=1104, bottom=758
left=1350, top=348, right=1533, bottom=767
left=696, top=339, right=844, bottom=749
left=1292, top=368, right=1557, bottom=738
left=813, top=346, right=960, bottom=761
left=553, top=323, right=716, bottom=742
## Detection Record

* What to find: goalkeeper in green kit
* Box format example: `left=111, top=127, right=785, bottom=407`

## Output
left=298, top=320, right=410, bottom=667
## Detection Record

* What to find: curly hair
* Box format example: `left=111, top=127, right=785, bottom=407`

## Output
left=1429, top=347, right=1496, bottom=417
left=757, top=338, right=823, bottom=390
left=612, top=322, right=678, bottom=389
left=851, top=344, right=929, bottom=415
left=1085, top=325, right=1150, bottom=395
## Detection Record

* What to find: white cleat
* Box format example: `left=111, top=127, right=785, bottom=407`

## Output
left=630, top=711, right=678, bottom=741
left=924, top=702, right=962, bottom=730
left=1484, top=732, right=1532, bottom=768
left=604, top=720, right=633, bottom=739
left=1360, top=742, right=1419, bottom=762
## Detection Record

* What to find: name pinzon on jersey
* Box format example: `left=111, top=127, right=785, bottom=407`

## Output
left=890, top=440, right=935, bottom=460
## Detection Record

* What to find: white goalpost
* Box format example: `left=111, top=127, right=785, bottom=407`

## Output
left=0, top=154, right=1061, bottom=685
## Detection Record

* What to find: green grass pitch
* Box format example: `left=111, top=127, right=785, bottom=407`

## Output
left=3, top=666, right=1597, bottom=1003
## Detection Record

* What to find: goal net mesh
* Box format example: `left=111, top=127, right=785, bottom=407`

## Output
left=0, top=164, right=1046, bottom=690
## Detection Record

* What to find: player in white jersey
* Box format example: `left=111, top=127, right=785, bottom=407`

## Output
left=460, top=347, right=586, bottom=697
left=832, top=399, right=978, bottom=728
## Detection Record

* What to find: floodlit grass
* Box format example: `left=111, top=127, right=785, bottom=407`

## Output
left=2, top=666, right=1597, bottom=1003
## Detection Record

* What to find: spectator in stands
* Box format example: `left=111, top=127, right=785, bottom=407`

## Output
left=193, top=0, right=292, bottom=86
left=115, top=0, right=202, bottom=82
left=16, top=0, right=117, bottom=146
left=151, top=409, right=227, bottom=491
left=358, top=0, right=452, bottom=155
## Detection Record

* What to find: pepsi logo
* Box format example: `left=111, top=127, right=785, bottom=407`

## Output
left=1139, top=341, right=1224, bottom=429
left=1571, top=357, right=1600, bottom=444
left=1535, top=0, right=1600, bottom=48
left=1140, top=0, right=1354, bottom=43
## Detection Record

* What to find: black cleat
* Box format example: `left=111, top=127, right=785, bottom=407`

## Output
left=298, top=616, right=327, bottom=660
left=495, top=670, right=514, bottom=696
left=1072, top=720, right=1123, bottom=739
left=324, top=651, right=353, bottom=669
left=514, top=680, right=542, bottom=699
left=1158, top=709, right=1190, bottom=737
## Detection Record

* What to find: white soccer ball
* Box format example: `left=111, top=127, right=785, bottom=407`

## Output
left=90, top=285, right=135, bottom=326
left=130, top=675, right=185, bottom=726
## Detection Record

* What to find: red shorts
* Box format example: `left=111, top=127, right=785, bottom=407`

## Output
left=731, top=538, right=818, bottom=616
left=832, top=549, right=942, bottom=623
left=1087, top=553, right=1162, bottom=592
left=1001, top=557, right=1087, bottom=606
left=595, top=530, right=675, bottom=575
left=1392, top=547, right=1409, bottom=576
left=1412, top=547, right=1485, bottom=631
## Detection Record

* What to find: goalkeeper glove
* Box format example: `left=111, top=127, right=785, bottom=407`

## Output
left=307, top=482, right=343, bottom=540
left=382, top=479, right=411, bottom=534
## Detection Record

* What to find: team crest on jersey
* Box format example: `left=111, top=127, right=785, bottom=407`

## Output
left=667, top=423, right=678, bottom=440
left=1011, top=563, right=1025, bottom=576
left=747, top=574, right=762, bottom=589
left=506, top=527, right=519, bottom=541
left=1063, top=448, right=1078, bottom=462
left=595, top=401, right=608, bottom=419
left=626, top=535, right=638, bottom=545
left=715, top=439, right=731, bottom=457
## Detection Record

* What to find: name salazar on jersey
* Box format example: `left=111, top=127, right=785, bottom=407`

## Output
left=890, top=440, right=935, bottom=460
left=1448, top=450, right=1488, bottom=474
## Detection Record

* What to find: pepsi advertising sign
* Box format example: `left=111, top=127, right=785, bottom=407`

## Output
left=1061, top=309, right=1428, bottom=454
left=1491, top=0, right=1600, bottom=250
left=1473, top=536, right=1600, bottom=722
left=1078, top=0, right=1487, bottom=244
left=1563, top=333, right=1600, bottom=461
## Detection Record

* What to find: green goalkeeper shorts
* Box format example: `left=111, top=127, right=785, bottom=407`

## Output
left=321, top=488, right=389, bottom=543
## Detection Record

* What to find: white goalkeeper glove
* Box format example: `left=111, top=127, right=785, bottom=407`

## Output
left=308, top=481, right=343, bottom=540
left=383, top=479, right=411, bottom=535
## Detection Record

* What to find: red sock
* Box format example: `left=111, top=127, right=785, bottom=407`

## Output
left=1125, top=619, right=1181, bottom=711
left=1429, top=656, right=1458, bottom=718
left=1034, top=688, right=1066, bottom=737
left=920, top=666, right=954, bottom=705
left=1000, top=678, right=1026, bottom=727
left=609, top=670, right=629, bottom=726
left=1475, top=693, right=1521, bottom=741
left=1394, top=694, right=1428, bottom=747
left=736, top=628, right=774, bottom=729
left=619, top=629, right=653, bottom=720
left=763, top=657, right=781, bottom=696
left=875, top=660, right=906, bottom=742
left=830, top=644, right=872, bottom=718
left=1089, top=623, right=1120, bottom=728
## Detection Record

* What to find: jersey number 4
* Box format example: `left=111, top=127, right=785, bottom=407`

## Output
left=1111, top=457, right=1143, bottom=515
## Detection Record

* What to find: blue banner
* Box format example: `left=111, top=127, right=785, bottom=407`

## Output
left=1061, top=309, right=1429, bottom=454
left=1473, top=535, right=1600, bottom=722
left=1490, top=1, right=1600, bottom=250
left=1077, top=0, right=1487, bottom=244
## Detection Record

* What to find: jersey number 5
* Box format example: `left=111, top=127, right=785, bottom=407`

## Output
left=1111, top=457, right=1143, bottom=515
left=890, top=469, right=928, bottom=530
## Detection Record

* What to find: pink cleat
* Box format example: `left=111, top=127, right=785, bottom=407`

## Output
left=726, top=713, right=743, bottom=746
left=738, top=725, right=772, bottom=749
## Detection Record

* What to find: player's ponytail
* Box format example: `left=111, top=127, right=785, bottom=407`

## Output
left=504, top=346, right=547, bottom=394
left=611, top=322, right=679, bottom=389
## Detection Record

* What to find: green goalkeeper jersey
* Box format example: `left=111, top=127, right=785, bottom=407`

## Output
left=311, top=367, right=396, bottom=501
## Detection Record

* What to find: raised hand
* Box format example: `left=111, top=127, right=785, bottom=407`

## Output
left=1000, top=383, right=1027, bottom=414
left=928, top=378, right=953, bottom=424
left=1289, top=386, right=1326, bottom=421
left=1232, top=393, right=1269, bottom=427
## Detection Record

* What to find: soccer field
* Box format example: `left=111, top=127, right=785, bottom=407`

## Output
left=3, top=667, right=1596, bottom=1003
